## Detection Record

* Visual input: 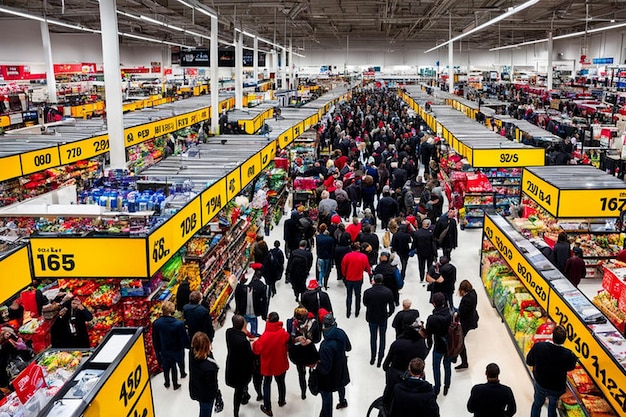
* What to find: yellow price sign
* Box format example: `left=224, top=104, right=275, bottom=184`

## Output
left=483, top=215, right=550, bottom=310
left=20, top=146, right=61, bottom=175
left=241, top=153, right=261, bottom=188
left=226, top=167, right=242, bottom=200
left=30, top=237, right=148, bottom=278
left=521, top=168, right=560, bottom=216
left=261, top=141, right=277, bottom=169
left=0, top=246, right=32, bottom=303
left=127, top=380, right=155, bottom=417
left=60, top=135, right=111, bottom=165
left=278, top=129, right=293, bottom=149
left=548, top=293, right=626, bottom=414
left=558, top=189, right=626, bottom=218
left=0, top=155, right=23, bottom=182
left=471, top=148, right=545, bottom=168
left=200, top=178, right=227, bottom=226
left=85, top=333, right=152, bottom=417
left=293, top=121, right=305, bottom=138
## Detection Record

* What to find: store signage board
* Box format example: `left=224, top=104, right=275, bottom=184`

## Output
left=200, top=178, right=227, bottom=226
left=20, top=146, right=61, bottom=176
left=0, top=246, right=31, bottom=303
left=0, top=155, right=23, bottom=182
left=558, top=189, right=626, bottom=218
left=293, top=121, right=305, bottom=138
left=84, top=332, right=154, bottom=417
left=226, top=167, right=242, bottom=201
left=521, top=168, right=560, bottom=216
left=548, top=292, right=626, bottom=414
left=483, top=215, right=550, bottom=310
left=278, top=129, right=294, bottom=149
left=148, top=197, right=202, bottom=276
left=30, top=237, right=148, bottom=278
left=471, top=148, right=545, bottom=168
left=124, top=108, right=209, bottom=147
left=59, top=134, right=110, bottom=165
left=261, top=141, right=277, bottom=170
left=241, top=153, right=262, bottom=189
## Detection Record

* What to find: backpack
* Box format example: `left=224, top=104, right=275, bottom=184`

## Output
left=446, top=314, right=464, bottom=360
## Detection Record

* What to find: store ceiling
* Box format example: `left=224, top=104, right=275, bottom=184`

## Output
left=0, top=0, right=624, bottom=55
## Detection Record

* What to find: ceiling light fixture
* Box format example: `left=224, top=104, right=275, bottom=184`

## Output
left=425, top=0, right=539, bottom=53
left=175, top=0, right=217, bottom=20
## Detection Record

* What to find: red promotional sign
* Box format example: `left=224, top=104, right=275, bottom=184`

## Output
left=13, top=362, right=47, bottom=404
left=164, top=68, right=172, bottom=75
left=185, top=68, right=198, bottom=76
left=121, top=67, right=150, bottom=74
left=0, top=66, right=45, bottom=81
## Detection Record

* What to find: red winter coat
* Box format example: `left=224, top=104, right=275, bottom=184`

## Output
left=252, top=320, right=290, bottom=376
left=341, top=250, right=371, bottom=282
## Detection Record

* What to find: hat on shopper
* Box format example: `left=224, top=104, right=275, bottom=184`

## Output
left=318, top=308, right=330, bottom=323
left=322, top=313, right=337, bottom=329
left=331, top=214, right=342, bottom=224
left=250, top=263, right=263, bottom=270
left=380, top=250, right=391, bottom=258
left=307, top=280, right=319, bottom=290
left=368, top=156, right=376, bottom=165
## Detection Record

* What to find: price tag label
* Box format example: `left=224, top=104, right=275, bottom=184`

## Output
left=0, top=246, right=32, bottom=303
left=241, top=153, right=261, bottom=188
left=31, top=238, right=147, bottom=278
left=20, top=146, right=61, bottom=175
left=278, top=129, right=293, bottom=149
left=483, top=215, right=550, bottom=310
left=521, top=168, right=559, bottom=216
left=471, top=148, right=545, bottom=168
left=84, top=333, right=153, bottom=417
left=59, top=135, right=111, bottom=165
left=548, top=293, right=626, bottom=414
left=261, top=141, right=277, bottom=169
left=0, top=155, right=23, bottom=182
left=226, top=168, right=242, bottom=200
left=559, top=189, right=626, bottom=218
left=200, top=178, right=227, bottom=226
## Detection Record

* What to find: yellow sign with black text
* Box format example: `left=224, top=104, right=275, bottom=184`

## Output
left=84, top=333, right=153, bottom=417
left=200, top=178, right=227, bottom=226
left=59, top=135, right=110, bottom=165
left=558, top=189, right=626, bottom=218
left=278, top=129, right=293, bottom=149
left=30, top=237, right=148, bottom=278
left=226, top=168, right=242, bottom=200
left=548, top=293, right=626, bottom=414
left=124, top=108, right=209, bottom=147
left=241, top=153, right=262, bottom=189
left=471, top=148, right=545, bottom=168
left=0, top=155, right=23, bottom=182
left=20, top=146, right=61, bottom=176
left=521, top=169, right=560, bottom=216
left=0, top=246, right=32, bottom=303
left=261, top=141, right=277, bottom=169
left=483, top=215, right=550, bottom=310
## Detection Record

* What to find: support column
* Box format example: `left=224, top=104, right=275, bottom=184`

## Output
left=210, top=15, right=219, bottom=134
left=547, top=31, right=554, bottom=91
left=40, top=22, right=57, bottom=104
left=235, top=32, right=243, bottom=109
left=253, top=36, right=259, bottom=82
left=288, top=38, right=294, bottom=89
left=281, top=47, right=287, bottom=90
left=448, top=42, right=454, bottom=94
left=98, top=0, right=126, bottom=169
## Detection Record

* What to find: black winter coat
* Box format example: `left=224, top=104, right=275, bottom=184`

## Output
left=183, top=303, right=215, bottom=341
left=363, top=284, right=395, bottom=325
left=458, top=289, right=479, bottom=332
left=317, top=326, right=351, bottom=392
left=391, top=227, right=412, bottom=257
left=189, top=353, right=219, bottom=403
left=412, top=228, right=436, bottom=258
left=389, top=377, right=439, bottom=417
left=225, top=328, right=254, bottom=388
left=284, top=213, right=303, bottom=250
left=383, top=332, right=429, bottom=373
left=358, top=231, right=380, bottom=265
left=316, top=233, right=335, bottom=260
left=301, top=288, right=333, bottom=318
left=234, top=279, right=269, bottom=319
left=377, top=196, right=398, bottom=221
left=373, top=261, right=400, bottom=300
left=433, top=214, right=458, bottom=249
left=425, top=306, right=452, bottom=354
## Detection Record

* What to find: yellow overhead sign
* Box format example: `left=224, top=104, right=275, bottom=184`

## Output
left=521, top=168, right=560, bottom=216
left=0, top=246, right=32, bottom=303
left=471, top=148, right=545, bottom=168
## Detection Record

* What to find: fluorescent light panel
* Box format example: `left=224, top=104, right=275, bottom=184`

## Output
left=175, top=0, right=216, bottom=20
left=425, top=0, right=539, bottom=53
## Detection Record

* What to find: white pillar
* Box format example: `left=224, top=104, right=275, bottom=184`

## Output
left=235, top=33, right=243, bottom=109
left=99, top=0, right=126, bottom=170
left=40, top=22, right=57, bottom=104
left=281, top=47, right=287, bottom=90
left=547, top=31, right=554, bottom=91
left=289, top=38, right=293, bottom=89
left=253, top=36, right=259, bottom=82
left=210, top=15, right=219, bottom=134
left=448, top=42, right=454, bottom=93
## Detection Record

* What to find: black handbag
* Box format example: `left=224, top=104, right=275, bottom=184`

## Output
left=308, top=369, right=319, bottom=396
left=214, top=389, right=224, bottom=413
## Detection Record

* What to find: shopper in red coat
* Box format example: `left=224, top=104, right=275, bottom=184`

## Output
left=252, top=312, right=290, bottom=416
left=341, top=242, right=372, bottom=318
left=564, top=247, right=586, bottom=287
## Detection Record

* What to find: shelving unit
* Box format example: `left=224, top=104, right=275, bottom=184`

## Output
left=484, top=168, right=522, bottom=215
left=463, top=192, right=495, bottom=228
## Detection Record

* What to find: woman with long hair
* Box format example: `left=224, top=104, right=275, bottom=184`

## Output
left=189, top=332, right=220, bottom=417
left=455, top=280, right=479, bottom=370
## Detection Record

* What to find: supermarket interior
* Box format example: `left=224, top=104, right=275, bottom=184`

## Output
left=2, top=1, right=626, bottom=416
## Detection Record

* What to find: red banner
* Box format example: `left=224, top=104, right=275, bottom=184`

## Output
left=121, top=67, right=150, bottom=74
left=0, top=66, right=45, bottom=81
left=53, top=63, right=97, bottom=74
left=13, top=362, right=47, bottom=404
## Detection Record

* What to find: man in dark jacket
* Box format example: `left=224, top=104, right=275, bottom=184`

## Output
left=426, top=256, right=456, bottom=313
left=526, top=325, right=577, bottom=417
left=316, top=313, right=352, bottom=416
left=357, top=224, right=380, bottom=266
left=373, top=251, right=400, bottom=306
left=284, top=211, right=303, bottom=258
left=301, top=280, right=333, bottom=320
left=412, top=218, right=436, bottom=282
left=262, top=241, right=285, bottom=297
left=234, top=268, right=270, bottom=337
left=316, top=224, right=335, bottom=289
left=424, top=292, right=453, bottom=396
left=183, top=290, right=215, bottom=342
left=153, top=301, right=189, bottom=390
left=467, top=363, right=516, bottom=417
left=433, top=208, right=458, bottom=260
left=225, top=315, right=256, bottom=417
left=391, top=299, right=420, bottom=339
left=388, top=358, right=439, bottom=417
left=363, top=274, right=396, bottom=368
left=286, top=240, right=314, bottom=302
left=390, top=223, right=412, bottom=279
left=377, top=186, right=398, bottom=230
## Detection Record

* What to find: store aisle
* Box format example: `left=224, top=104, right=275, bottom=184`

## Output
left=152, top=215, right=536, bottom=417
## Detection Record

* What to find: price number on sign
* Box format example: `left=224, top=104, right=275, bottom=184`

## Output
left=33, top=153, right=52, bottom=167
left=133, top=408, right=148, bottom=417
left=180, top=213, right=198, bottom=238
left=66, top=147, right=82, bottom=160
left=206, top=195, right=222, bottom=214
left=590, top=355, right=626, bottom=411
left=36, top=254, right=75, bottom=272
left=500, top=153, right=519, bottom=163
left=152, top=237, right=170, bottom=263
left=600, top=197, right=626, bottom=212
left=525, top=180, right=551, bottom=205
left=119, top=365, right=142, bottom=408
left=494, top=236, right=513, bottom=261
left=484, top=225, right=493, bottom=239
left=93, top=138, right=110, bottom=153
left=516, top=263, right=548, bottom=303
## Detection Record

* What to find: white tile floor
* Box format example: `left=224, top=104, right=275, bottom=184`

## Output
left=152, top=210, right=542, bottom=417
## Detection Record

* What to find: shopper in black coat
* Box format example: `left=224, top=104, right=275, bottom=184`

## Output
left=467, top=363, right=516, bottom=417
left=176, top=281, right=191, bottom=311
left=390, top=223, right=412, bottom=279
left=183, top=290, right=215, bottom=342
left=286, top=306, right=321, bottom=400
left=433, top=208, right=458, bottom=260
left=225, top=315, right=255, bottom=417
left=426, top=256, right=457, bottom=313
left=551, top=231, right=571, bottom=273
left=363, top=274, right=396, bottom=367
left=357, top=224, right=380, bottom=266
left=411, top=218, right=436, bottom=282
left=456, top=280, right=479, bottom=370
left=51, top=296, right=93, bottom=349
left=300, top=280, right=333, bottom=319
left=189, top=332, right=219, bottom=417
left=316, top=225, right=336, bottom=288
left=377, top=189, right=399, bottom=230
left=373, top=251, right=400, bottom=306
left=234, top=271, right=270, bottom=337
left=262, top=241, right=285, bottom=297
left=388, top=358, right=439, bottom=417
left=424, top=293, right=453, bottom=396
left=284, top=211, right=303, bottom=258
left=333, top=232, right=352, bottom=281
left=391, top=299, right=420, bottom=339
left=286, top=240, right=314, bottom=302
left=317, top=314, right=352, bottom=413
left=154, top=301, right=188, bottom=390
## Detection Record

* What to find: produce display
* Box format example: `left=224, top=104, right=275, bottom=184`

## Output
left=592, top=291, right=626, bottom=333
left=127, top=136, right=165, bottom=174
